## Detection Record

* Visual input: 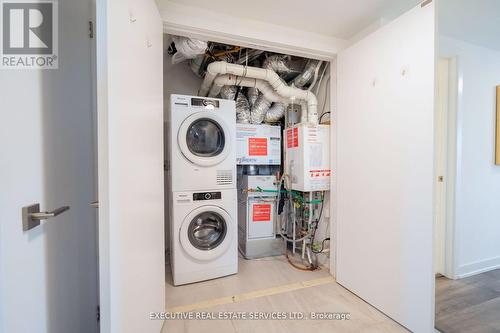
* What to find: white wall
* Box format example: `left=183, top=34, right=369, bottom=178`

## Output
left=336, top=3, right=435, bottom=332
left=0, top=0, right=98, bottom=332
left=96, top=0, right=165, bottom=332
left=439, top=36, right=500, bottom=278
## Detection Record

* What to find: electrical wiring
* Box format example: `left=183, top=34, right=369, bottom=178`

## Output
left=211, top=47, right=242, bottom=58
left=313, top=237, right=330, bottom=254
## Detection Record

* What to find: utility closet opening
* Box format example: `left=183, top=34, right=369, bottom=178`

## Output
left=163, top=33, right=334, bottom=313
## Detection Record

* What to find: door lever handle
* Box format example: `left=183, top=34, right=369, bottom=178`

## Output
left=22, top=203, right=70, bottom=231
left=90, top=201, right=99, bottom=208
left=31, top=206, right=70, bottom=220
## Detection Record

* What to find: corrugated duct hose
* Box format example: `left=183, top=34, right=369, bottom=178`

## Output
left=261, top=58, right=322, bottom=124
left=220, top=85, right=251, bottom=123
left=250, top=55, right=295, bottom=124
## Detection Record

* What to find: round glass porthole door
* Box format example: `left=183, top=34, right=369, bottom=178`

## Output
left=179, top=206, right=234, bottom=261
left=186, top=119, right=225, bottom=157
left=178, top=113, right=231, bottom=167
left=187, top=211, right=227, bottom=251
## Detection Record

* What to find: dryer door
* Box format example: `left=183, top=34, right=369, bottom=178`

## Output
left=178, top=112, right=232, bottom=167
left=180, top=206, right=234, bottom=261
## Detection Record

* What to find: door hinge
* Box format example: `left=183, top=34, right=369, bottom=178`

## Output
left=96, top=305, right=100, bottom=322
left=89, top=21, right=94, bottom=39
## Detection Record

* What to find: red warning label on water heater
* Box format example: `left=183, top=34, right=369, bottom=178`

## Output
left=248, top=137, right=268, bottom=156
left=287, top=127, right=298, bottom=148
left=252, top=204, right=271, bottom=222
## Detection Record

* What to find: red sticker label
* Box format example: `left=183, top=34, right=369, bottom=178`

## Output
left=286, top=128, right=298, bottom=148
left=248, top=137, right=268, bottom=156
left=252, top=204, right=271, bottom=222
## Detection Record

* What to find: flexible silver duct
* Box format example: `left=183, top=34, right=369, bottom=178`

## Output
left=220, top=85, right=250, bottom=123
left=220, top=85, right=236, bottom=100
left=264, top=102, right=285, bottom=123
left=247, top=87, right=259, bottom=107
left=251, top=94, right=272, bottom=124
left=250, top=56, right=286, bottom=123
left=293, top=59, right=321, bottom=88
left=258, top=57, right=321, bottom=123
left=236, top=93, right=251, bottom=123
left=262, top=55, right=294, bottom=74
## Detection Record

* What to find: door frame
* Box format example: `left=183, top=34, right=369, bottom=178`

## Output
left=160, top=25, right=338, bottom=274
left=434, top=56, right=459, bottom=279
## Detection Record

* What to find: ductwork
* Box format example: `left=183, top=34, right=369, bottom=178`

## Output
left=209, top=74, right=289, bottom=104
left=250, top=55, right=294, bottom=123
left=292, top=59, right=321, bottom=88
left=200, top=61, right=318, bottom=124
left=219, top=85, right=251, bottom=123
left=262, top=55, right=294, bottom=75
left=264, top=102, right=286, bottom=123
left=247, top=87, right=259, bottom=107
left=251, top=94, right=271, bottom=124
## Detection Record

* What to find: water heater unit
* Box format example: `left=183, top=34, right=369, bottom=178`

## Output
left=284, top=124, right=330, bottom=192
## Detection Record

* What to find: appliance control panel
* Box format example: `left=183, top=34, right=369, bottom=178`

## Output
left=193, top=191, right=222, bottom=201
left=191, top=98, right=220, bottom=109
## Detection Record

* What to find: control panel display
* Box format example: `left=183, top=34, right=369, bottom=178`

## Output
left=191, top=98, right=220, bottom=109
left=193, top=192, right=222, bottom=201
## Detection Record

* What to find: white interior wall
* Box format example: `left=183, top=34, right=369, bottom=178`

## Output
left=439, top=35, right=500, bottom=278
left=97, top=0, right=165, bottom=331
left=162, top=38, right=332, bottom=259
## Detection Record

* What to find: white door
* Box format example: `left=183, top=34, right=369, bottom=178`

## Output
left=0, top=0, right=98, bottom=332
left=96, top=0, right=165, bottom=332
left=336, top=2, right=435, bottom=333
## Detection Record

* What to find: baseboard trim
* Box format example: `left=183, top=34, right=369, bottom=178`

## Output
left=456, top=256, right=500, bottom=279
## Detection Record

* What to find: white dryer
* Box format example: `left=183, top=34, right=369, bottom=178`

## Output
left=170, top=189, right=238, bottom=285
left=167, top=94, right=236, bottom=192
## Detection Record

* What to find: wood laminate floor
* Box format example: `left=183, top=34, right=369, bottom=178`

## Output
left=435, top=269, right=500, bottom=333
left=162, top=255, right=408, bottom=333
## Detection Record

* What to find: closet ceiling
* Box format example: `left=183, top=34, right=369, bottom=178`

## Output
left=167, top=0, right=421, bottom=40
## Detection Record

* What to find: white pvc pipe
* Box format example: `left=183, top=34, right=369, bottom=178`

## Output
left=199, top=61, right=318, bottom=124
left=209, top=74, right=289, bottom=104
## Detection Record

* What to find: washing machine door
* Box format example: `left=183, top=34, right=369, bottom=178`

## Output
left=178, top=112, right=232, bottom=167
left=179, top=206, right=234, bottom=261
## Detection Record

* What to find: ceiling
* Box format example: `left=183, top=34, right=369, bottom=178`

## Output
left=439, top=0, right=500, bottom=50
left=168, top=0, right=421, bottom=40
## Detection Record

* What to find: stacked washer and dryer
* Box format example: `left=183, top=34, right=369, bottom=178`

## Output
left=167, top=94, right=238, bottom=286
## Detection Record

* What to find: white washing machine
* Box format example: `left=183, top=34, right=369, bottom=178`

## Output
left=170, top=189, right=238, bottom=285
left=167, top=94, right=236, bottom=192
